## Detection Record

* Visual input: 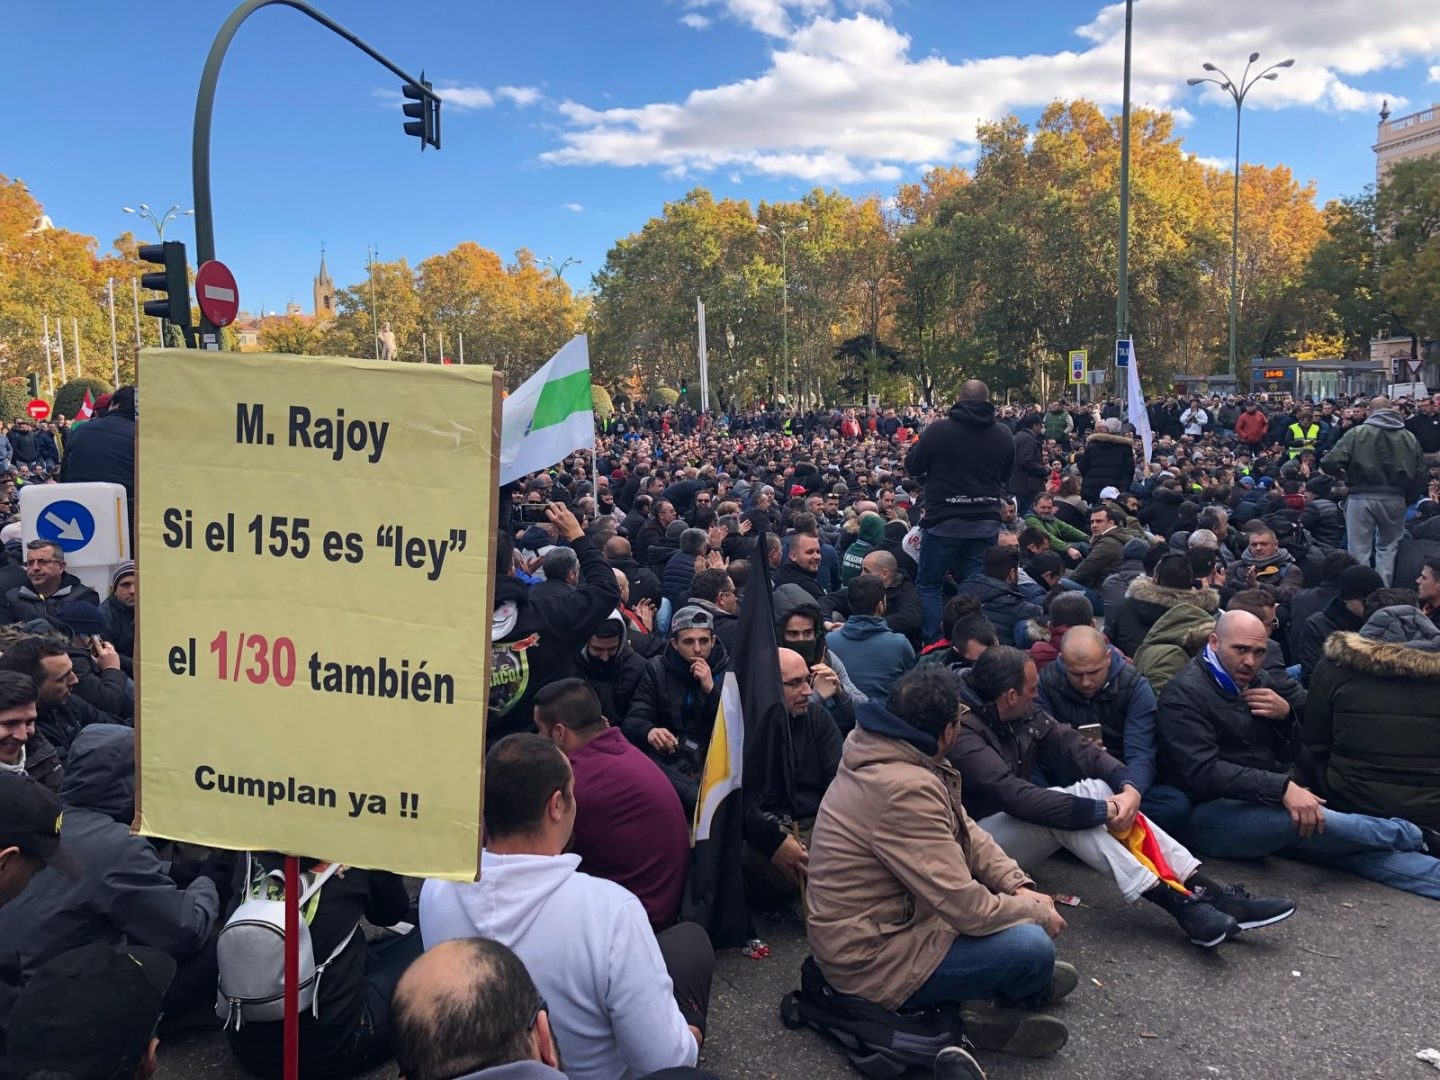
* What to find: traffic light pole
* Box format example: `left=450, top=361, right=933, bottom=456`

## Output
left=191, top=0, right=440, bottom=347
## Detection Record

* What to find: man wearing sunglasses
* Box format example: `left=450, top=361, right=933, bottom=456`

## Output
left=0, top=540, right=99, bottom=626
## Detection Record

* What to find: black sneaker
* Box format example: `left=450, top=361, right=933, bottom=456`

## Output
left=1047, top=960, right=1079, bottom=1004
left=1204, top=883, right=1296, bottom=931
left=934, top=1045, right=988, bottom=1080
left=959, top=1002, right=1069, bottom=1058
left=1173, top=895, right=1241, bottom=948
left=1419, top=826, right=1440, bottom=855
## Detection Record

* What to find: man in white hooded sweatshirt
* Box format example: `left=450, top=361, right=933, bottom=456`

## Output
left=420, top=733, right=712, bottom=1080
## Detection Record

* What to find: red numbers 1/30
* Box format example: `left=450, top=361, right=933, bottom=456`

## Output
left=209, top=630, right=297, bottom=687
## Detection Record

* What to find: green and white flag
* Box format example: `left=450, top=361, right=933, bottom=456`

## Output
left=500, top=335, right=594, bottom=485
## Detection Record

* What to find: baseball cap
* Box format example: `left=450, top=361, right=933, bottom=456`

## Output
left=1238, top=475, right=1256, bottom=488
left=670, top=605, right=715, bottom=634
left=1099, top=486, right=1120, bottom=501
left=0, top=772, right=82, bottom=879
left=5, top=943, right=176, bottom=1080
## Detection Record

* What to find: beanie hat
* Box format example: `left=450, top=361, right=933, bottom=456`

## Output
left=111, top=560, right=136, bottom=589
left=1339, top=565, right=1384, bottom=603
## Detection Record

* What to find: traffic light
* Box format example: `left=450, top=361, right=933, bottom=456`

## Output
left=138, top=241, right=192, bottom=334
left=681, top=380, right=689, bottom=396
left=402, top=75, right=441, bottom=151
left=26, top=373, right=40, bottom=398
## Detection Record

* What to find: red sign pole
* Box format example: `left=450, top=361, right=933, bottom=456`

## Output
left=283, top=855, right=300, bottom=1080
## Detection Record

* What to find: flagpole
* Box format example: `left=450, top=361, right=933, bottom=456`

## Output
left=458, top=332, right=464, bottom=365
left=132, top=278, right=143, bottom=352
left=56, top=317, right=67, bottom=383
left=109, top=278, right=120, bottom=386
left=73, top=317, right=82, bottom=378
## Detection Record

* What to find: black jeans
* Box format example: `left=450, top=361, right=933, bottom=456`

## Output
left=228, top=929, right=423, bottom=1080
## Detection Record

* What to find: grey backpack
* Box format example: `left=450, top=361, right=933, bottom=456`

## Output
left=214, top=854, right=358, bottom=1030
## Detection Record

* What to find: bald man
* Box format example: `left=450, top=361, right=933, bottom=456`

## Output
left=392, top=938, right=564, bottom=1080
left=1157, top=611, right=1440, bottom=901
left=1034, top=627, right=1189, bottom=835
left=742, top=648, right=845, bottom=912
left=904, top=378, right=1016, bottom=643
left=860, top=549, right=923, bottom=647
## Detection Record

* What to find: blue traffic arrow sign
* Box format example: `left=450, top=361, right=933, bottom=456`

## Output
left=35, top=499, right=96, bottom=553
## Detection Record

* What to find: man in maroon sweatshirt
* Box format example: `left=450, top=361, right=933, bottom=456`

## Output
left=534, top=677, right=691, bottom=931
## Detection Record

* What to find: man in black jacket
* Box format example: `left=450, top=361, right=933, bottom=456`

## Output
left=490, top=503, right=620, bottom=746
left=622, top=605, right=728, bottom=814
left=1157, top=610, right=1440, bottom=900
left=1294, top=566, right=1382, bottom=684
left=772, top=532, right=827, bottom=603
left=906, top=381, right=1015, bottom=643
left=951, top=646, right=1293, bottom=948
left=0, top=541, right=100, bottom=626
left=60, top=386, right=137, bottom=546
left=574, top=613, right=648, bottom=723
left=1010, top=414, right=1049, bottom=518
left=957, top=545, right=1042, bottom=649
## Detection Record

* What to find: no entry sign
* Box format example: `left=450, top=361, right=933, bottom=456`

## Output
left=27, top=399, right=50, bottom=421
left=195, top=260, right=240, bottom=328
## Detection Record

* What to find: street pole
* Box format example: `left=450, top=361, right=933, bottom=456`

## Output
left=368, top=243, right=379, bottom=360
left=73, top=317, right=82, bottom=378
left=422, top=332, right=428, bottom=365
left=1189, top=55, right=1294, bottom=379
left=109, top=278, right=120, bottom=385
left=458, top=332, right=464, bottom=365
left=1115, top=0, right=1133, bottom=407
left=757, top=221, right=807, bottom=404
left=191, top=0, right=441, bottom=349
left=42, top=315, right=54, bottom=397
left=132, top=278, right=143, bottom=352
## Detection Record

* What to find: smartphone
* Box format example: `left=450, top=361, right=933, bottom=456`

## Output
left=519, top=504, right=550, bottom=524
left=1078, top=723, right=1103, bottom=743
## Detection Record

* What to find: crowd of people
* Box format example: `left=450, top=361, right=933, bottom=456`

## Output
left=3, top=382, right=1440, bottom=1079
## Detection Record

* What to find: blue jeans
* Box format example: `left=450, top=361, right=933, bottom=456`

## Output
left=1187, top=799, right=1440, bottom=901
left=917, top=530, right=997, bottom=643
left=903, top=924, right=1054, bottom=1010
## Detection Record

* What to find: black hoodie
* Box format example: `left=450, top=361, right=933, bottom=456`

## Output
left=904, top=400, right=1015, bottom=528
left=490, top=535, right=620, bottom=744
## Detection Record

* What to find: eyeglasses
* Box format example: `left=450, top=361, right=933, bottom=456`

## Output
left=24, top=558, right=59, bottom=568
left=782, top=675, right=815, bottom=690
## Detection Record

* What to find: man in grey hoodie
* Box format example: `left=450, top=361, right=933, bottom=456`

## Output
left=1322, top=395, right=1428, bottom=584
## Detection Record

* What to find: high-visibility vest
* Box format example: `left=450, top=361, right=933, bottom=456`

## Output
left=1287, top=422, right=1319, bottom=458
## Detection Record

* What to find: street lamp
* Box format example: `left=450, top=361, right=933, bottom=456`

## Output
left=122, top=203, right=194, bottom=242
left=542, top=255, right=582, bottom=280
left=1188, top=53, right=1294, bottom=378
left=756, top=220, right=808, bottom=403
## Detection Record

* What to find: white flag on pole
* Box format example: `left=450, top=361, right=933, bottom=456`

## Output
left=1124, top=337, right=1153, bottom=467
left=500, top=335, right=595, bottom=485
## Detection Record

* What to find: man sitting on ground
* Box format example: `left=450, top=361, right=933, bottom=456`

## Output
left=825, top=575, right=915, bottom=704
left=535, top=679, right=690, bottom=931
left=1157, top=610, right=1440, bottom=901
left=806, top=667, right=1073, bottom=1059
left=1035, top=627, right=1190, bottom=835
left=951, top=646, right=1295, bottom=948
left=420, top=734, right=713, bottom=1080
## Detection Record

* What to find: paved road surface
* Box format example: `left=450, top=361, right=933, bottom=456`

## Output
left=161, top=853, right=1439, bottom=1079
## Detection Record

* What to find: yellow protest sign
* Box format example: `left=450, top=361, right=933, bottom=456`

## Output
left=136, top=349, right=499, bottom=881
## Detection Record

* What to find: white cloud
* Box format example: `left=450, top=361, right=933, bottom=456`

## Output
left=498, top=85, right=542, bottom=107
left=680, top=13, right=711, bottom=29
left=541, top=0, right=1435, bottom=183
left=1430, top=65, right=1440, bottom=83
left=1187, top=152, right=1233, bottom=173
left=437, top=85, right=494, bottom=110
left=563, top=202, right=585, bottom=212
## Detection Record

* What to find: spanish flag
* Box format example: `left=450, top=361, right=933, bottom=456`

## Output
left=1116, top=814, right=1191, bottom=895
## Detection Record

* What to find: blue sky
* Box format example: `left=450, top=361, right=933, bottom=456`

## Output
left=3, top=0, right=1437, bottom=315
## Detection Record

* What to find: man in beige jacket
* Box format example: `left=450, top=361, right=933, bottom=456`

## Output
left=806, top=667, right=1075, bottom=1059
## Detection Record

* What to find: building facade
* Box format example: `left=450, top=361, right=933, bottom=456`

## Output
left=1374, top=101, right=1440, bottom=179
